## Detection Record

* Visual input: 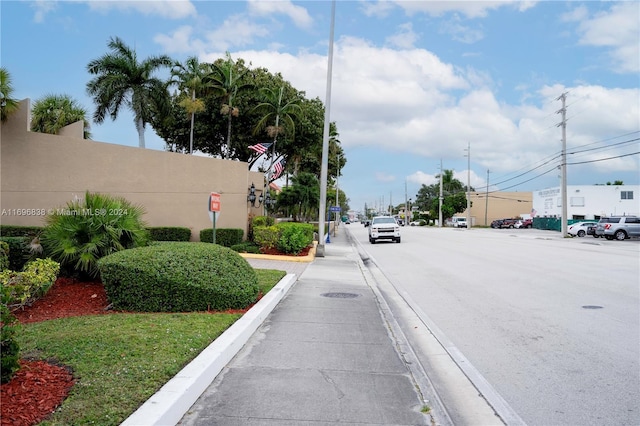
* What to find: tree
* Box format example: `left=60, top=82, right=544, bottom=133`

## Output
left=277, top=172, right=320, bottom=222
left=30, top=94, right=91, bottom=138
left=0, top=67, right=19, bottom=122
left=205, top=52, right=254, bottom=159
left=414, top=169, right=473, bottom=219
left=86, top=36, right=173, bottom=148
left=252, top=85, right=302, bottom=180
left=169, top=56, right=212, bottom=154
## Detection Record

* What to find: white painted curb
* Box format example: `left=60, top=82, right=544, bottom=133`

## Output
left=121, top=273, right=297, bottom=426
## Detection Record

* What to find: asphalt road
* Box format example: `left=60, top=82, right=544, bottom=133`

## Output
left=346, top=223, right=640, bottom=426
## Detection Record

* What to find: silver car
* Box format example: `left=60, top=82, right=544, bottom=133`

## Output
left=595, top=216, right=640, bottom=240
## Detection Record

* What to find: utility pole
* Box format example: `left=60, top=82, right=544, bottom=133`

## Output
left=556, top=92, right=568, bottom=237
left=465, top=142, right=471, bottom=229
left=485, top=169, right=490, bottom=226
left=439, top=159, right=443, bottom=228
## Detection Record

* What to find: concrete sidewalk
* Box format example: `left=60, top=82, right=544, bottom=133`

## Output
left=175, top=230, right=446, bottom=425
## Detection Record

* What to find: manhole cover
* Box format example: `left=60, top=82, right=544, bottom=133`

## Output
left=582, top=305, right=603, bottom=309
left=321, top=292, right=360, bottom=299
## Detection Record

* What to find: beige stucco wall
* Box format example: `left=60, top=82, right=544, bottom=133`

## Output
left=462, top=191, right=533, bottom=226
left=1, top=99, right=264, bottom=240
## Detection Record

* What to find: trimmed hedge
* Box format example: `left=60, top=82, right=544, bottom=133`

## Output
left=98, top=242, right=259, bottom=312
left=199, top=228, right=244, bottom=247
left=0, top=225, right=44, bottom=238
left=147, top=227, right=192, bottom=241
left=0, top=242, right=8, bottom=271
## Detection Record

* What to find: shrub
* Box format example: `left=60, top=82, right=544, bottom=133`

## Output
left=276, top=222, right=314, bottom=254
left=0, top=225, right=44, bottom=238
left=253, top=225, right=280, bottom=250
left=231, top=241, right=261, bottom=254
left=0, top=304, right=19, bottom=383
left=252, top=216, right=275, bottom=227
left=41, top=191, right=149, bottom=279
left=199, top=228, right=244, bottom=247
left=147, top=227, right=192, bottom=242
left=98, top=242, right=259, bottom=312
left=0, top=237, right=31, bottom=271
left=0, top=241, right=9, bottom=271
left=0, top=258, right=60, bottom=311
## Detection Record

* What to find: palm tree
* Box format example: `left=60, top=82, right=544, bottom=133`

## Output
left=0, top=67, right=19, bottom=122
left=252, top=85, right=302, bottom=181
left=205, top=52, right=253, bottom=159
left=169, top=56, right=211, bottom=154
left=86, top=36, right=172, bottom=148
left=30, top=94, right=91, bottom=138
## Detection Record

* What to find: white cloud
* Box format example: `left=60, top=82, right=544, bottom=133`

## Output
left=86, top=0, right=196, bottom=19
left=203, top=15, right=270, bottom=51
left=154, top=25, right=206, bottom=54
left=393, top=0, right=537, bottom=18
left=573, top=2, right=640, bottom=73
left=385, top=22, right=419, bottom=48
left=440, top=15, right=484, bottom=44
left=375, top=171, right=396, bottom=182
left=247, top=0, right=313, bottom=30
left=31, top=0, right=57, bottom=23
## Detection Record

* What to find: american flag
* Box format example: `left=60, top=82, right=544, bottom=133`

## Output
left=248, top=143, right=272, bottom=154
left=270, top=159, right=286, bottom=181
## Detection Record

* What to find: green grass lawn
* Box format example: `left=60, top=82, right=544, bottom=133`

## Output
left=17, top=269, right=286, bottom=426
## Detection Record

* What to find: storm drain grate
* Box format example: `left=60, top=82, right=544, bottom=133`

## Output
left=321, top=292, right=360, bottom=299
left=582, top=305, right=603, bottom=309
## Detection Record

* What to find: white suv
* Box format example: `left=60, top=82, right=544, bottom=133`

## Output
left=368, top=216, right=401, bottom=244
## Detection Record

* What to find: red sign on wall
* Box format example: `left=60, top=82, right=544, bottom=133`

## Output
left=209, top=192, right=221, bottom=212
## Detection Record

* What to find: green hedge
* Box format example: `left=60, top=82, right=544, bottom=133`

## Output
left=98, top=242, right=259, bottom=312
left=0, top=242, right=8, bottom=271
left=276, top=222, right=314, bottom=254
left=199, top=228, right=244, bottom=247
left=0, top=225, right=44, bottom=238
left=147, top=227, right=192, bottom=241
left=0, top=237, right=31, bottom=271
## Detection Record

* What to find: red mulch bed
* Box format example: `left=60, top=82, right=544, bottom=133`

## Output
left=1, top=278, right=106, bottom=426
left=0, top=247, right=304, bottom=425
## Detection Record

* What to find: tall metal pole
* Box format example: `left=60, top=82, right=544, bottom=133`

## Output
left=557, top=92, right=568, bottom=237
left=317, top=0, right=335, bottom=257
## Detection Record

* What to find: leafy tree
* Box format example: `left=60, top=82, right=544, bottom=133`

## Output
left=169, top=56, right=212, bottom=154
left=86, top=36, right=173, bottom=148
left=30, top=94, right=91, bottom=138
left=0, top=67, right=19, bottom=122
left=414, top=169, right=473, bottom=219
left=277, top=172, right=320, bottom=222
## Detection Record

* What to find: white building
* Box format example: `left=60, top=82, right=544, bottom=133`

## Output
left=533, top=185, right=639, bottom=220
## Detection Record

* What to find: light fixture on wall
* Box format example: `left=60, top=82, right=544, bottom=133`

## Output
left=264, top=190, right=276, bottom=210
left=247, top=183, right=263, bottom=207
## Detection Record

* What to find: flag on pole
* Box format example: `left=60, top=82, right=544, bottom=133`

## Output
left=248, top=143, right=272, bottom=154
left=270, top=159, right=286, bottom=181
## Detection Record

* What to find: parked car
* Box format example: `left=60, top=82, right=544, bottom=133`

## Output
left=500, top=218, right=518, bottom=228
left=595, top=216, right=640, bottom=240
left=363, top=219, right=371, bottom=227
left=368, top=216, right=401, bottom=244
left=567, top=221, right=598, bottom=237
left=586, top=224, right=598, bottom=237
left=514, top=219, right=533, bottom=229
left=452, top=217, right=467, bottom=228
left=410, top=220, right=424, bottom=226
left=490, top=219, right=504, bottom=228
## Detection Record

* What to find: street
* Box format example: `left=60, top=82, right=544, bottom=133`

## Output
left=346, top=223, right=640, bottom=426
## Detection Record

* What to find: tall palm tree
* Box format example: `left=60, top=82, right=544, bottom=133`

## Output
left=30, top=94, right=91, bottom=138
left=86, top=36, right=172, bottom=148
left=0, top=67, right=19, bottom=122
left=205, top=52, right=253, bottom=159
left=169, top=56, right=211, bottom=154
left=252, top=85, right=302, bottom=181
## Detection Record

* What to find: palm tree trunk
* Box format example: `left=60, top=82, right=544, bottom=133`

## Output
left=226, top=112, right=231, bottom=159
left=136, top=117, right=145, bottom=148
left=189, top=89, right=195, bottom=154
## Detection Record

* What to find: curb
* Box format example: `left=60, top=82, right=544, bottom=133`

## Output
left=121, top=273, right=298, bottom=426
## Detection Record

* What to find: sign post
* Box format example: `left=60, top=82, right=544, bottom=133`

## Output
left=208, top=192, right=221, bottom=244
left=329, top=205, right=341, bottom=237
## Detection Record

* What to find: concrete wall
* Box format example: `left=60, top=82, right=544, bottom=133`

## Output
left=1, top=99, right=265, bottom=240
left=533, top=185, right=640, bottom=219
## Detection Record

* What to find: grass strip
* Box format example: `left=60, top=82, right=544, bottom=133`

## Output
left=17, top=268, right=286, bottom=425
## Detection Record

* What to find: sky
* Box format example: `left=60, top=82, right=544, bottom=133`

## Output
left=2, top=0, right=639, bottom=214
